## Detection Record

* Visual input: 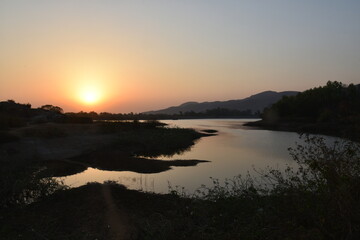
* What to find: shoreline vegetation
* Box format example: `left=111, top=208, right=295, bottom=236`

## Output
left=65, top=108, right=260, bottom=121
left=245, top=81, right=360, bottom=142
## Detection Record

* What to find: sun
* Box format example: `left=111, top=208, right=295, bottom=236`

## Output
left=80, top=88, right=101, bottom=105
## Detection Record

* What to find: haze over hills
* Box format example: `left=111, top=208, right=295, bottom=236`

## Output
left=144, top=91, right=299, bottom=115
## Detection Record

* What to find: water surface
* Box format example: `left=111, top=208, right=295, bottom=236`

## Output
left=63, top=119, right=304, bottom=193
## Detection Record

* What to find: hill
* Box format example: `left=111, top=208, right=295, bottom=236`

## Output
left=144, top=91, right=299, bottom=115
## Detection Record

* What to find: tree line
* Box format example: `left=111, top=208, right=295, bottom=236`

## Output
left=66, top=108, right=259, bottom=121
left=262, top=81, right=360, bottom=123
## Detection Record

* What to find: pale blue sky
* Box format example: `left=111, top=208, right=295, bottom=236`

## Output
left=1, top=0, right=359, bottom=112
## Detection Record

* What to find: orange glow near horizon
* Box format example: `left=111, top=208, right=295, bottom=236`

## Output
left=62, top=68, right=116, bottom=110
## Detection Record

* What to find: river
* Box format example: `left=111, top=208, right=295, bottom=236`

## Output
left=62, top=119, right=306, bottom=193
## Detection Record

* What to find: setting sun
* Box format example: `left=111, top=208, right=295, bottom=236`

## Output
left=80, top=88, right=101, bottom=105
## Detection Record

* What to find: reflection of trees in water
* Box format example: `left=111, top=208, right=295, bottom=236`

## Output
left=139, top=138, right=197, bottom=158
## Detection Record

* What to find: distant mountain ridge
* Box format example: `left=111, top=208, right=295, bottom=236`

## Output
left=144, top=91, right=299, bottom=115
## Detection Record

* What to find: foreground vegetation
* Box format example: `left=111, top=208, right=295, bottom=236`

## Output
left=162, top=135, right=360, bottom=240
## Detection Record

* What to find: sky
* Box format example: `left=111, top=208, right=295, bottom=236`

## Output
left=1, top=0, right=360, bottom=113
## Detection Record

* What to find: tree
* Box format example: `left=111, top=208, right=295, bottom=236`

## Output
left=40, top=105, right=63, bottom=114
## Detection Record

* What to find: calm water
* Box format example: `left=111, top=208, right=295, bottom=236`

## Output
left=62, top=119, right=306, bottom=193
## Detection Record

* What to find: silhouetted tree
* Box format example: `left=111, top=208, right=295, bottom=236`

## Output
left=263, top=81, right=360, bottom=123
left=40, top=105, right=63, bottom=114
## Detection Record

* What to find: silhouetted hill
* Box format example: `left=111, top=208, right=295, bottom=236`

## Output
left=144, top=91, right=299, bottom=115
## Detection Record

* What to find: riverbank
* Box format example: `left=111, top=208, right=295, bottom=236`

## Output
left=0, top=121, right=214, bottom=210
left=1, top=121, right=213, bottom=177
left=2, top=182, right=268, bottom=240
left=0, top=121, right=218, bottom=239
left=244, top=119, right=360, bottom=142
left=0, top=180, right=334, bottom=240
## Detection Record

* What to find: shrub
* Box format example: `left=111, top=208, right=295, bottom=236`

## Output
left=166, top=135, right=360, bottom=239
left=0, top=162, right=67, bottom=208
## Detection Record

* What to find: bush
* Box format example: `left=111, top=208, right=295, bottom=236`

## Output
left=0, top=162, right=67, bottom=209
left=165, top=135, right=360, bottom=239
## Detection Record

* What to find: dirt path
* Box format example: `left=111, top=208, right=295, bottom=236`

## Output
left=101, top=184, right=136, bottom=240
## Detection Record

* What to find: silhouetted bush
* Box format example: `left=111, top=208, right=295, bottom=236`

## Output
left=0, top=160, right=67, bottom=209
left=163, top=135, right=360, bottom=240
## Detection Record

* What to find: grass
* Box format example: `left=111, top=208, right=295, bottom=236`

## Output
left=114, top=127, right=203, bottom=157
left=64, top=122, right=208, bottom=174
left=21, top=124, right=67, bottom=138
left=0, top=113, right=26, bottom=130
left=93, top=120, right=205, bottom=158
